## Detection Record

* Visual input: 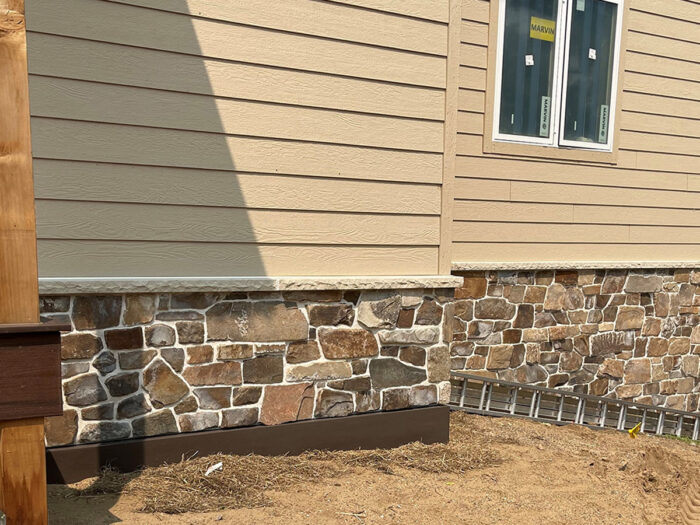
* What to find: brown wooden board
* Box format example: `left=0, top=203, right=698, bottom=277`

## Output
left=46, top=405, right=450, bottom=484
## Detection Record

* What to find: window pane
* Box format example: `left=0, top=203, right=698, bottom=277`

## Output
left=498, top=0, right=559, bottom=138
left=562, top=0, right=618, bottom=144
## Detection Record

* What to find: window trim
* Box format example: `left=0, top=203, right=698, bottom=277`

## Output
left=488, top=0, right=625, bottom=156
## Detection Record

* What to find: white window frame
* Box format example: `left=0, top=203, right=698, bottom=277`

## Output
left=492, top=0, right=624, bottom=152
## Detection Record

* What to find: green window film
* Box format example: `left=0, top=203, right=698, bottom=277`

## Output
left=499, top=0, right=559, bottom=138
left=562, top=0, right=618, bottom=144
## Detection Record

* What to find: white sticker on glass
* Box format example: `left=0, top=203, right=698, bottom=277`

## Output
left=588, top=48, right=597, bottom=60
left=576, top=0, right=585, bottom=12
left=525, top=54, right=534, bottom=66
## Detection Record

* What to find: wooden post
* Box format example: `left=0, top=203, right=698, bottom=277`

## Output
left=0, top=0, right=48, bottom=523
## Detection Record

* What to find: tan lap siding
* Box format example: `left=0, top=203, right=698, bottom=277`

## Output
left=453, top=0, right=700, bottom=265
left=25, top=0, right=448, bottom=277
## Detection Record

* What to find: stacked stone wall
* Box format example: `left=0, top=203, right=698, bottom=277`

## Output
left=41, top=289, right=454, bottom=446
left=450, top=269, right=700, bottom=412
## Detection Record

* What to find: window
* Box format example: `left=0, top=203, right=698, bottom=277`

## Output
left=493, top=0, right=623, bottom=151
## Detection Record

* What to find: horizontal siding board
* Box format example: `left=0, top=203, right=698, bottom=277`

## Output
left=36, top=201, right=439, bottom=245
left=454, top=178, right=511, bottom=201
left=457, top=112, right=485, bottom=134
left=33, top=160, right=442, bottom=215
left=453, top=222, right=631, bottom=243
left=619, top=130, right=700, bottom=157
left=107, top=0, right=448, bottom=55
left=321, top=0, right=449, bottom=22
left=624, top=71, right=700, bottom=102
left=574, top=205, right=700, bottom=227
left=460, top=20, right=488, bottom=46
left=627, top=31, right=700, bottom=64
left=460, top=43, right=488, bottom=68
left=29, top=77, right=444, bottom=153
left=630, top=225, right=700, bottom=243
left=620, top=111, right=700, bottom=138
left=452, top=243, right=700, bottom=263
left=459, top=65, right=487, bottom=90
left=631, top=0, right=700, bottom=24
left=458, top=89, right=485, bottom=113
left=27, top=33, right=445, bottom=120
left=460, top=0, right=489, bottom=23
left=628, top=9, right=700, bottom=42
left=622, top=92, right=700, bottom=120
left=31, top=119, right=444, bottom=184
left=38, top=241, right=439, bottom=277
left=26, top=0, right=446, bottom=88
left=454, top=201, right=574, bottom=222
left=625, top=52, right=700, bottom=83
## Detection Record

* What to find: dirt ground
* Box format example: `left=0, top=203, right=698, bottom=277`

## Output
left=48, top=412, right=699, bottom=524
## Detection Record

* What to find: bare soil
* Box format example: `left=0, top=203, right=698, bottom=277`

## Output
left=48, top=412, right=700, bottom=524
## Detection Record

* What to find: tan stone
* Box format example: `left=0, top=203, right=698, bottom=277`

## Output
left=642, top=318, right=662, bottom=337
left=691, top=325, right=700, bottom=344
left=218, top=343, right=254, bottom=360
left=548, top=325, right=579, bottom=341
left=427, top=346, right=450, bottom=381
left=625, top=275, right=663, bottom=293
left=647, top=338, right=669, bottom=357
left=318, top=328, right=378, bottom=359
left=287, top=340, right=321, bottom=364
left=543, top=284, right=566, bottom=310
left=315, top=389, right=354, bottom=417
left=286, top=361, right=352, bottom=382
left=206, top=301, right=308, bottom=342
left=559, top=351, right=582, bottom=372
left=522, top=328, right=548, bottom=342
left=456, top=273, right=487, bottom=299
left=123, top=294, right=157, bottom=325
left=524, top=286, right=546, bottom=303
left=486, top=345, right=514, bottom=370
left=357, top=292, right=401, bottom=329
left=589, top=377, right=609, bottom=396
left=615, top=306, right=645, bottom=330
left=598, top=322, right=614, bottom=332
left=616, top=384, right=643, bottom=399
left=624, top=359, right=651, bottom=384
left=669, top=338, right=691, bottom=355
left=260, top=383, right=314, bottom=425
left=681, top=355, right=699, bottom=377
left=475, top=298, right=516, bottom=320
left=44, top=410, right=78, bottom=446
left=143, top=359, right=190, bottom=408
left=186, top=345, right=214, bottom=364
left=598, top=358, right=624, bottom=379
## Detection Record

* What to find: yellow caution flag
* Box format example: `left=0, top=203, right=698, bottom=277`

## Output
left=628, top=422, right=642, bottom=439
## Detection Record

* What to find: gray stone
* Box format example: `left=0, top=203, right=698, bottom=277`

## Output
left=143, top=359, right=190, bottom=407
left=61, top=362, right=89, bottom=378
left=64, top=374, right=108, bottom=407
left=415, top=299, right=443, bottom=325
left=92, top=351, right=117, bottom=375
left=369, top=358, right=427, bottom=389
left=221, top=407, right=258, bottom=428
left=357, top=292, right=401, bottom=329
left=625, top=275, right=663, bottom=293
left=160, top=347, right=185, bottom=372
left=328, top=377, right=371, bottom=392
left=132, top=410, right=178, bottom=437
left=307, top=304, right=355, bottom=326
left=409, top=385, right=438, bottom=406
left=178, top=412, right=219, bottom=432
left=377, top=326, right=440, bottom=345
left=286, top=361, right=353, bottom=382
left=79, top=422, right=131, bottom=443
left=119, top=349, right=157, bottom=370
left=118, top=394, right=152, bottom=419
left=474, top=298, right=516, bottom=320
left=123, top=294, right=157, bottom=326
left=40, top=295, right=71, bottom=313
left=176, top=321, right=204, bottom=344
left=515, top=364, right=548, bottom=384
left=171, top=293, right=220, bottom=310
left=81, top=403, right=114, bottom=421
left=145, top=324, right=176, bottom=347
left=242, top=355, right=284, bottom=384
left=105, top=372, right=140, bottom=397
left=207, top=302, right=308, bottom=342
left=156, top=311, right=204, bottom=321
left=314, top=390, right=353, bottom=418
left=72, top=295, right=122, bottom=330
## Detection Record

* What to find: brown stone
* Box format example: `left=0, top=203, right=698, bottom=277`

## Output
left=590, top=331, right=634, bottom=356
left=524, top=286, right=546, bottom=303
left=217, top=343, right=254, bottom=360
left=260, top=382, right=314, bottom=425
left=515, top=364, right=548, bottom=384
left=315, top=389, right=354, bottom=418
left=560, top=351, right=583, bottom=372
left=642, top=318, right=662, bottom=337
left=601, top=274, right=625, bottom=294
left=486, top=345, right=514, bottom=370
left=625, top=275, right=663, bottom=293
left=647, top=338, right=669, bottom=357
left=397, top=309, right=414, bottom=328
left=118, top=349, right=157, bottom=370
left=123, top=294, right=157, bottom=326
left=132, top=410, right=178, bottom=437
left=328, top=377, right=371, bottom=392
left=178, top=412, right=219, bottom=432
left=286, top=361, right=352, bottom=382
left=186, top=345, right=214, bottom=364
left=104, top=327, right=144, bottom=350
left=287, top=341, right=320, bottom=364
left=173, top=395, right=198, bottom=414
left=307, top=304, right=354, bottom=326
left=563, top=288, right=585, bottom=310
left=692, top=325, right=700, bottom=344
left=183, top=362, right=242, bottom=386
left=616, top=384, right=643, bottom=399
left=318, top=328, right=378, bottom=359
left=283, top=291, right=343, bottom=303
left=61, top=333, right=103, bottom=360
left=232, top=386, right=262, bottom=406
left=427, top=345, right=450, bottom=382
left=415, top=299, right=443, bottom=325
left=207, top=302, right=308, bottom=342
left=503, top=329, right=522, bottom=344
left=92, top=351, right=116, bottom=375
left=156, top=310, right=203, bottom=321
left=543, top=284, right=566, bottom=310
left=624, top=359, right=651, bottom=384
left=356, top=292, right=401, bottom=329
left=614, top=306, right=645, bottom=330
left=222, top=407, right=258, bottom=428
left=548, top=373, right=569, bottom=388
left=382, top=388, right=410, bottom=411
left=160, top=347, right=185, bottom=372
left=409, top=385, right=438, bottom=406
left=45, top=410, right=78, bottom=446
left=194, top=387, right=231, bottom=409
left=171, top=293, right=221, bottom=310
left=589, top=377, right=609, bottom=396
left=176, top=321, right=204, bottom=344
left=242, top=355, right=284, bottom=384
left=474, top=298, right=516, bottom=320
left=548, top=325, right=579, bottom=341
left=72, top=295, right=122, bottom=330
left=456, top=273, right=487, bottom=299
left=669, top=338, right=691, bottom=355
left=399, top=346, right=426, bottom=366
left=513, top=304, right=534, bottom=328
left=555, top=270, right=578, bottom=286
left=143, top=359, right=190, bottom=407
left=117, top=394, right=151, bottom=419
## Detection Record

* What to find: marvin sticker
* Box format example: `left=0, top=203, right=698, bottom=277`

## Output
left=530, top=17, right=556, bottom=42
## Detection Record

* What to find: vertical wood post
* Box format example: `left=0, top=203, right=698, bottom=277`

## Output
left=0, top=0, right=48, bottom=523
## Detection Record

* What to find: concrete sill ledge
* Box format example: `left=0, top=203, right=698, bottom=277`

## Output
left=452, top=261, right=700, bottom=271
left=39, top=275, right=464, bottom=295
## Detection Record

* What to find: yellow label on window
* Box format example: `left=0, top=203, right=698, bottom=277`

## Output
left=530, top=17, right=556, bottom=42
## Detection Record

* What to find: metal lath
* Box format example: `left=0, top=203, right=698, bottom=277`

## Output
left=450, top=372, right=700, bottom=441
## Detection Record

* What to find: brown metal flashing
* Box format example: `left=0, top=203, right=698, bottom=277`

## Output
left=0, top=320, right=71, bottom=334
left=46, top=405, right=450, bottom=484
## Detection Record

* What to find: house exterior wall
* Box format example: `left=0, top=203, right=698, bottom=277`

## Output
left=26, top=0, right=449, bottom=277
left=41, top=288, right=455, bottom=446
left=453, top=0, right=700, bottom=264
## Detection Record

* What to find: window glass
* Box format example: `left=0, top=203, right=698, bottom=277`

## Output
left=562, top=0, right=618, bottom=144
left=499, top=0, right=559, bottom=138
